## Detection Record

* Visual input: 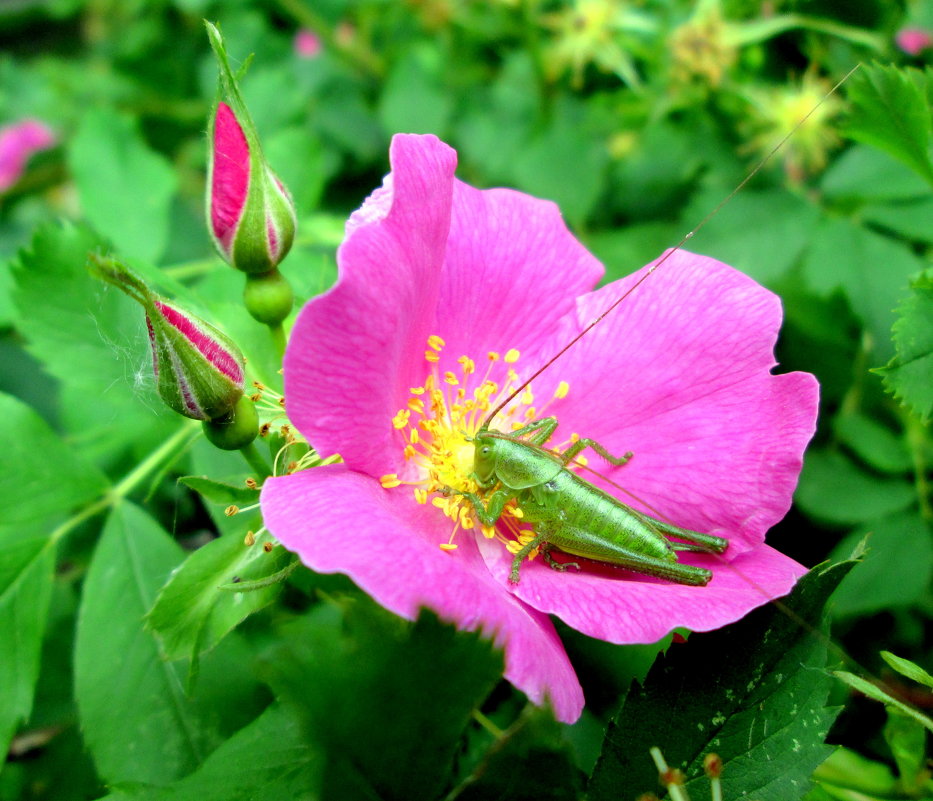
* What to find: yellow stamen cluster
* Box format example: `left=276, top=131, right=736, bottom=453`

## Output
left=380, top=336, right=572, bottom=559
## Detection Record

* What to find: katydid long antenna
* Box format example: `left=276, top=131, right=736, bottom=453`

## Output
left=481, top=64, right=861, bottom=431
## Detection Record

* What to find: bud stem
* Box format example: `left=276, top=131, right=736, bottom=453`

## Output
left=270, top=322, right=286, bottom=360
left=240, top=441, right=272, bottom=479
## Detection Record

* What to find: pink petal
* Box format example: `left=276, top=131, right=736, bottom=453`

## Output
left=479, top=534, right=806, bottom=644
left=518, top=250, right=817, bottom=555
left=261, top=465, right=584, bottom=722
left=432, top=183, right=603, bottom=367
left=210, top=102, right=250, bottom=247
left=284, top=135, right=457, bottom=474
left=0, top=119, right=56, bottom=192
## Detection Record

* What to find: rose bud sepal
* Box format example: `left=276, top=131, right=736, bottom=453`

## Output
left=87, top=254, right=246, bottom=422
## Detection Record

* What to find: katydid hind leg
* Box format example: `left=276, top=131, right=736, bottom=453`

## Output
left=560, top=436, right=633, bottom=468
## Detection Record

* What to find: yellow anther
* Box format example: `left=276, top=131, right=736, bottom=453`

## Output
left=263, top=542, right=274, bottom=553
left=414, top=488, right=428, bottom=504
left=554, top=381, right=569, bottom=399
left=409, top=429, right=420, bottom=444
left=407, top=398, right=425, bottom=414
left=425, top=350, right=440, bottom=362
left=524, top=407, right=538, bottom=420
left=245, top=477, right=258, bottom=489
left=225, top=505, right=239, bottom=517
left=410, top=386, right=425, bottom=395
left=392, top=409, right=411, bottom=429
left=577, top=456, right=588, bottom=467
left=570, top=432, right=580, bottom=443
left=427, top=334, right=446, bottom=351
left=504, top=348, right=520, bottom=363
left=481, top=524, right=496, bottom=539
left=458, top=356, right=475, bottom=374
left=244, top=530, right=256, bottom=546
left=521, top=389, right=534, bottom=405
left=380, top=474, right=402, bottom=488
left=511, top=506, right=524, bottom=519
left=439, top=543, right=458, bottom=551
left=444, top=371, right=459, bottom=386
left=488, top=351, right=500, bottom=362
left=432, top=496, right=448, bottom=509
left=403, top=446, right=416, bottom=460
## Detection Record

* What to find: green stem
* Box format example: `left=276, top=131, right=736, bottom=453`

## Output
left=50, top=423, right=199, bottom=547
left=471, top=709, right=505, bottom=739
left=240, top=441, right=273, bottom=479
left=905, top=414, right=932, bottom=521
left=269, top=322, right=287, bottom=361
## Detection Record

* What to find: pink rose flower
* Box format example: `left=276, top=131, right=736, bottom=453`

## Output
left=896, top=27, right=933, bottom=55
left=0, top=119, right=55, bottom=192
left=261, top=134, right=817, bottom=723
left=294, top=29, right=322, bottom=59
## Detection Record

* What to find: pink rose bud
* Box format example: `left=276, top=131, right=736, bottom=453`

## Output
left=88, top=255, right=246, bottom=421
left=896, top=27, right=933, bottom=55
left=294, top=29, right=322, bottom=59
left=0, top=119, right=56, bottom=193
left=205, top=22, right=297, bottom=274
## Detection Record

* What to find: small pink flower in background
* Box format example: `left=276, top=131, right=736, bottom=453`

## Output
left=0, top=119, right=55, bottom=192
left=294, top=29, right=322, bottom=59
left=896, top=27, right=933, bottom=55
left=261, top=134, right=818, bottom=723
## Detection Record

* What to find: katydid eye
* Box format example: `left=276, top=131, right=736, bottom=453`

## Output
left=481, top=446, right=491, bottom=455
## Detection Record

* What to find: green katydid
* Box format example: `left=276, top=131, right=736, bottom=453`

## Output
left=440, top=66, right=860, bottom=587
left=451, top=416, right=728, bottom=586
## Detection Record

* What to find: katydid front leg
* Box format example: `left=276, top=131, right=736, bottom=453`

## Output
left=450, top=486, right=514, bottom=527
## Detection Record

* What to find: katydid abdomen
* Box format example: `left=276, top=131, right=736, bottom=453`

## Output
left=518, top=457, right=725, bottom=586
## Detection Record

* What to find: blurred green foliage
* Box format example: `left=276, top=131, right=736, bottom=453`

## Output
left=0, top=0, right=931, bottom=799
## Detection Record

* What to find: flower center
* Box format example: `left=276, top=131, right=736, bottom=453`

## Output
left=381, top=336, right=572, bottom=557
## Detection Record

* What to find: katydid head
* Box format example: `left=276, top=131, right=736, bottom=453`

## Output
left=472, top=431, right=498, bottom=483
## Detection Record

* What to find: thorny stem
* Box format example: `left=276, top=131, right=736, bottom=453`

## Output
left=240, top=441, right=273, bottom=480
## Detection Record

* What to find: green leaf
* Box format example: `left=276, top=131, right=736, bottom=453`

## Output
left=96, top=705, right=320, bottom=801
left=833, top=671, right=933, bottom=734
left=862, top=196, right=933, bottom=245
left=511, top=100, right=608, bottom=227
left=0, top=536, right=55, bottom=762
left=0, top=392, right=109, bottom=541
left=801, top=217, right=924, bottom=361
left=588, top=561, right=856, bottom=801
left=822, top=145, right=931, bottom=203
left=829, top=511, right=932, bottom=617
left=679, top=187, right=821, bottom=284
left=68, top=108, right=178, bottom=263
left=10, top=222, right=178, bottom=465
left=883, top=709, right=927, bottom=793
left=796, top=450, right=915, bottom=526
left=378, top=43, right=452, bottom=137
left=881, top=652, right=933, bottom=689
left=178, top=475, right=260, bottom=506
left=876, top=271, right=933, bottom=421
left=147, top=530, right=290, bottom=662
left=832, top=413, right=913, bottom=474
left=263, top=601, right=503, bottom=801
left=811, top=747, right=899, bottom=798
left=844, top=64, right=933, bottom=187
left=75, top=502, right=218, bottom=785
left=449, top=705, right=583, bottom=801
